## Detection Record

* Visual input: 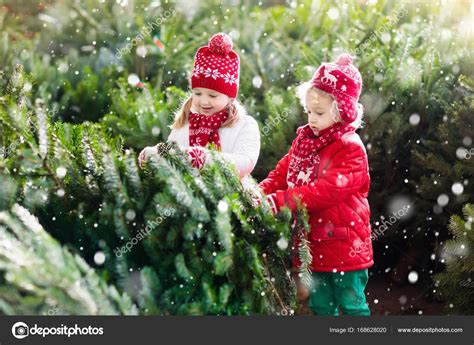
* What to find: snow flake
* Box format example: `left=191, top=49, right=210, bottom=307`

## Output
left=451, top=182, right=464, bottom=195
left=217, top=200, right=229, bottom=213
left=94, top=251, right=106, bottom=265
left=56, top=166, right=67, bottom=179
left=252, top=75, right=263, bottom=88
left=408, top=271, right=418, bottom=284
left=192, top=64, right=204, bottom=77
left=409, top=113, right=420, bottom=126
left=127, top=73, right=140, bottom=86
left=437, top=194, right=449, bottom=207
left=222, top=72, right=237, bottom=85
left=277, top=237, right=288, bottom=250
left=327, top=7, right=339, bottom=20
left=204, top=68, right=220, bottom=79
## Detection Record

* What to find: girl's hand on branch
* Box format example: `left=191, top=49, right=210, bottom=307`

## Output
left=138, top=146, right=158, bottom=168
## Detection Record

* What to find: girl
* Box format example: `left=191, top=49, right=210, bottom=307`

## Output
left=139, top=33, right=260, bottom=183
left=259, top=53, right=373, bottom=316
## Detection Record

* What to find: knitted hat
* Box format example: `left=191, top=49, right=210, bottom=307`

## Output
left=191, top=33, right=240, bottom=98
left=311, top=53, right=363, bottom=123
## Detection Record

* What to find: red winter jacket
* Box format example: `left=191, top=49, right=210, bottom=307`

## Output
left=259, top=130, right=373, bottom=273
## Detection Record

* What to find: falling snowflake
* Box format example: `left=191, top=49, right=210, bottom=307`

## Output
left=437, top=194, right=449, bottom=207
left=456, top=147, right=469, bottom=160
left=127, top=73, right=140, bottom=86
left=217, top=200, right=229, bottom=213
left=462, top=136, right=472, bottom=146
left=271, top=94, right=283, bottom=105
left=387, top=195, right=413, bottom=219
left=136, top=46, right=147, bottom=57
left=408, top=271, right=418, bottom=284
left=277, top=237, right=288, bottom=250
left=152, top=126, right=160, bottom=136
left=327, top=8, right=339, bottom=20
left=125, top=209, right=136, bottom=221
left=94, top=251, right=106, bottom=265
left=56, top=166, right=67, bottom=179
left=399, top=295, right=407, bottom=305
left=409, top=113, right=420, bottom=126
left=252, top=75, right=263, bottom=88
left=57, top=62, right=69, bottom=73
left=451, top=182, right=464, bottom=196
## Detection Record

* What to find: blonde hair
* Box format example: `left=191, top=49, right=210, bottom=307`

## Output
left=171, top=94, right=245, bottom=129
left=296, top=81, right=364, bottom=129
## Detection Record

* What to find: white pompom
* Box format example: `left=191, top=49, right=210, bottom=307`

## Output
left=336, top=53, right=353, bottom=66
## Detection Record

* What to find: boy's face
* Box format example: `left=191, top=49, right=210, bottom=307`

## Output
left=191, top=88, right=230, bottom=115
left=305, top=90, right=340, bottom=136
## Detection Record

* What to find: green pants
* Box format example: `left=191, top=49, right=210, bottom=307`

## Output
left=308, top=269, right=370, bottom=316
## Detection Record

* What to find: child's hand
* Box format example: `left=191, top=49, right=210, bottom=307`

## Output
left=291, top=269, right=310, bottom=301
left=265, top=193, right=279, bottom=214
left=251, top=190, right=263, bottom=208
left=138, top=146, right=158, bottom=168
left=254, top=191, right=278, bottom=214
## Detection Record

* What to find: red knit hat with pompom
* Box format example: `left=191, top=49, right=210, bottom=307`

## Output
left=191, top=33, right=240, bottom=98
left=311, top=53, right=363, bottom=123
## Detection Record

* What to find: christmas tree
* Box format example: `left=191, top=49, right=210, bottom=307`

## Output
left=379, top=74, right=474, bottom=285
left=0, top=65, right=303, bottom=315
left=434, top=204, right=474, bottom=314
left=0, top=204, right=138, bottom=315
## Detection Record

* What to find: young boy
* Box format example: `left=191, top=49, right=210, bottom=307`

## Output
left=260, top=54, right=373, bottom=316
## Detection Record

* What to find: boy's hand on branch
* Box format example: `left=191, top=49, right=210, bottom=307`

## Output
left=253, top=189, right=278, bottom=214
left=261, top=193, right=278, bottom=214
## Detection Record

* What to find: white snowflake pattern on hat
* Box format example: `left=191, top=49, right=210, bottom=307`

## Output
left=222, top=72, right=237, bottom=85
left=204, top=68, right=221, bottom=79
left=192, top=64, right=205, bottom=77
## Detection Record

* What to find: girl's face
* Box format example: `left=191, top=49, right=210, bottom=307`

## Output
left=191, top=88, right=230, bottom=115
left=305, top=89, right=340, bottom=135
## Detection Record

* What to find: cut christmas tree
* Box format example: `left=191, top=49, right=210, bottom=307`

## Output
left=0, top=65, right=303, bottom=315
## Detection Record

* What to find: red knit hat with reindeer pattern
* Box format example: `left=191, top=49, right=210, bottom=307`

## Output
left=311, top=53, right=363, bottom=123
left=191, top=33, right=240, bottom=98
